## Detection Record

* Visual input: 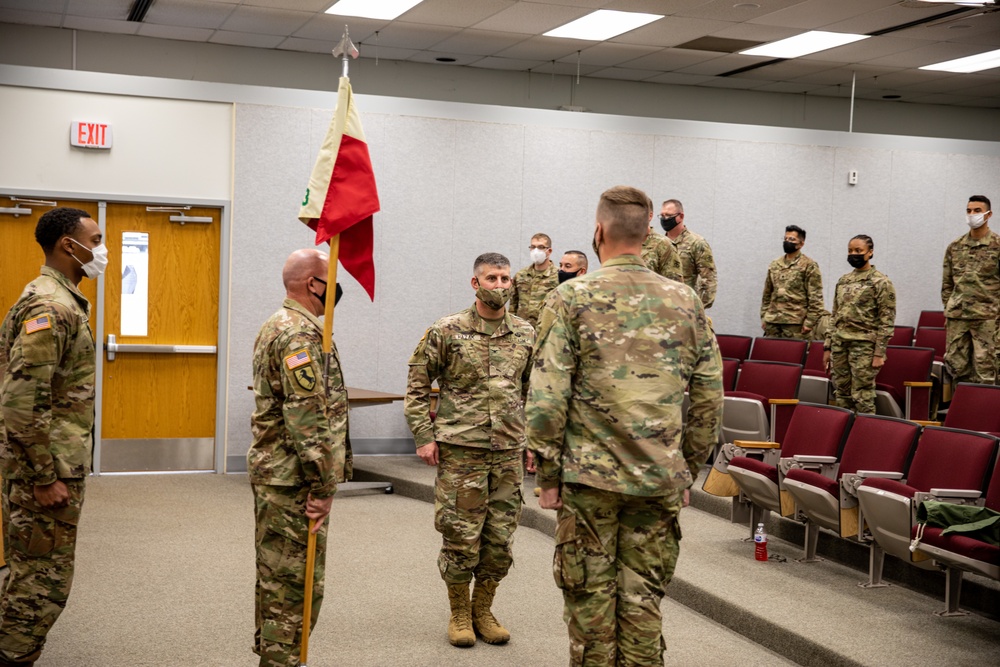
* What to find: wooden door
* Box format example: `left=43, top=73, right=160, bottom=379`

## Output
left=100, top=203, right=220, bottom=472
left=0, top=200, right=99, bottom=332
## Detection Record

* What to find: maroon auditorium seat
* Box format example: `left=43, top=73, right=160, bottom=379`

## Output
left=942, top=383, right=1000, bottom=436
left=716, top=334, right=752, bottom=362
left=874, top=346, right=935, bottom=421
left=913, top=327, right=946, bottom=362
left=749, top=336, right=808, bottom=365
left=917, top=310, right=945, bottom=329
left=889, top=325, right=915, bottom=347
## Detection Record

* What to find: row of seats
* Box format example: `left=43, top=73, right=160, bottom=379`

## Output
left=705, top=398, right=1000, bottom=617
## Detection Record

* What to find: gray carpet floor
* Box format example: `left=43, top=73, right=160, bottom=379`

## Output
left=29, top=473, right=796, bottom=667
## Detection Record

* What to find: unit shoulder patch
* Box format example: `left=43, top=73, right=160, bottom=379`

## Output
left=293, top=364, right=317, bottom=391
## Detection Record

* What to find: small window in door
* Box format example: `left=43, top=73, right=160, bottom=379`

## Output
left=121, top=231, right=149, bottom=336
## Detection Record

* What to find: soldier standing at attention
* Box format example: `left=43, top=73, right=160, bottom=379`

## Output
left=661, top=198, right=717, bottom=308
left=760, top=225, right=825, bottom=339
left=0, top=207, right=105, bottom=667
left=640, top=196, right=683, bottom=282
left=527, top=186, right=723, bottom=666
left=510, top=233, right=558, bottom=328
left=249, top=248, right=351, bottom=667
left=404, top=253, right=534, bottom=648
left=942, top=195, right=999, bottom=386
left=823, top=235, right=896, bottom=415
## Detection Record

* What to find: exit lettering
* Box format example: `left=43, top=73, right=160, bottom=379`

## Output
left=70, top=121, right=113, bottom=149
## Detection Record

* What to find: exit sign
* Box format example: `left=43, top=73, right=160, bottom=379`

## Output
left=70, top=121, right=113, bottom=149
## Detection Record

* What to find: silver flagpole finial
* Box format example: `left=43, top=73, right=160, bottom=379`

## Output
left=333, top=25, right=359, bottom=77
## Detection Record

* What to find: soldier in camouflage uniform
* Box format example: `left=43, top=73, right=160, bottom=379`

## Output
left=0, top=208, right=104, bottom=667
left=249, top=249, right=351, bottom=667
left=510, top=233, right=559, bottom=328
left=661, top=198, right=718, bottom=308
left=404, top=252, right=534, bottom=648
left=557, top=250, right=589, bottom=284
left=823, top=235, right=896, bottom=415
left=760, top=225, right=825, bottom=340
left=942, top=195, right=999, bottom=386
left=527, top=186, right=723, bottom=667
left=640, top=195, right=683, bottom=282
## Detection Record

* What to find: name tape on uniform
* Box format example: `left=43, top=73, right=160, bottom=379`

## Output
left=25, top=315, right=52, bottom=334
left=284, top=349, right=312, bottom=370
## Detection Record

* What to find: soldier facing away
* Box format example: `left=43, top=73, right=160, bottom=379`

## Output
left=760, top=224, right=825, bottom=339
left=249, top=248, right=351, bottom=667
left=527, top=186, right=724, bottom=666
left=404, top=253, right=534, bottom=648
left=824, top=235, right=896, bottom=415
left=510, top=233, right=559, bottom=328
left=942, top=195, right=999, bottom=386
left=0, top=207, right=105, bottom=667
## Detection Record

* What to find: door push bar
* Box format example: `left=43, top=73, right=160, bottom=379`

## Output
left=106, top=334, right=217, bottom=361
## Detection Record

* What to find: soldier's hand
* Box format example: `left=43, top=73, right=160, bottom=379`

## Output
left=538, top=487, right=562, bottom=510
left=683, top=489, right=691, bottom=507
left=872, top=355, right=885, bottom=369
left=416, top=442, right=439, bottom=466
left=306, top=493, right=334, bottom=533
left=801, top=326, right=812, bottom=335
left=525, top=450, right=536, bottom=473
left=34, top=480, right=70, bottom=509
left=823, top=350, right=831, bottom=369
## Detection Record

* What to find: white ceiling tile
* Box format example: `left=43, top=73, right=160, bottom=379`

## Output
left=606, top=0, right=718, bottom=14
left=734, top=59, right=838, bottom=81
left=430, top=29, right=531, bottom=56
left=748, top=0, right=900, bottom=30
left=407, top=51, right=484, bottom=66
left=643, top=71, right=715, bottom=85
left=276, top=36, right=336, bottom=54
left=752, top=80, right=829, bottom=94
left=62, top=15, right=139, bottom=35
left=903, top=93, right=981, bottom=106
left=396, top=0, right=516, bottom=28
left=136, top=23, right=214, bottom=42
left=788, top=64, right=903, bottom=85
left=356, top=45, right=420, bottom=61
left=862, top=41, right=993, bottom=68
left=897, top=74, right=988, bottom=94
left=245, top=0, right=330, bottom=10
left=676, top=0, right=808, bottom=22
left=530, top=60, right=602, bottom=76
left=494, top=35, right=592, bottom=61
left=474, top=56, right=547, bottom=70
left=220, top=6, right=313, bottom=35
left=209, top=30, right=285, bottom=49
left=820, top=3, right=959, bottom=35
left=369, top=21, right=462, bottom=49
left=954, top=97, right=1000, bottom=108
left=557, top=42, right=662, bottom=67
left=798, top=35, right=936, bottom=64
left=0, top=8, right=63, bottom=27
left=611, top=16, right=735, bottom=48
left=674, top=53, right=763, bottom=76
left=533, top=0, right=608, bottom=7
left=950, top=79, right=1000, bottom=98
left=698, top=76, right=774, bottom=89
left=707, top=22, right=800, bottom=42
left=64, top=0, right=129, bottom=20
left=293, top=15, right=388, bottom=41
left=624, top=48, right=725, bottom=71
left=473, top=2, right=590, bottom=34
left=588, top=66, right=659, bottom=81
left=0, top=0, right=72, bottom=13
left=902, top=13, right=1000, bottom=46
left=145, top=0, right=234, bottom=29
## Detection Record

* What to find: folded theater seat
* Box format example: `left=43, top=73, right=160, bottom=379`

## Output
left=855, top=427, right=997, bottom=589
left=783, top=415, right=921, bottom=563
left=798, top=341, right=830, bottom=405
left=704, top=360, right=802, bottom=524
left=715, top=333, right=752, bottom=362
left=888, top=325, right=914, bottom=347
left=873, top=345, right=935, bottom=421
left=748, top=337, right=808, bottom=366
left=910, top=452, right=1000, bottom=616
left=726, top=402, right=853, bottom=539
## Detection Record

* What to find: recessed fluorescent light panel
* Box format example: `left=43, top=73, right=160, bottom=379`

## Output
left=920, top=48, right=1000, bottom=73
left=740, top=31, right=869, bottom=58
left=325, top=0, right=424, bottom=21
left=544, top=10, right=662, bottom=41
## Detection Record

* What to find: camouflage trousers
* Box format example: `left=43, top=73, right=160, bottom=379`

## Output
left=553, top=483, right=683, bottom=667
left=945, top=318, right=996, bottom=385
left=253, top=484, right=327, bottom=667
left=763, top=323, right=805, bottom=339
left=829, top=339, right=880, bottom=414
left=0, top=478, right=85, bottom=658
left=434, top=444, right=523, bottom=584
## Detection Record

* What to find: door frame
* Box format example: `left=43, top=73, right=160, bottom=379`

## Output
left=3, top=188, right=232, bottom=474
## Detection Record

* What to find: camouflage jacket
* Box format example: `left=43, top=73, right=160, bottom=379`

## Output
left=826, top=266, right=897, bottom=356
left=249, top=298, right=351, bottom=498
left=525, top=255, right=724, bottom=497
left=405, top=305, right=535, bottom=451
left=672, top=228, right=718, bottom=308
left=510, top=262, right=558, bottom=327
left=761, top=253, right=825, bottom=329
left=641, top=231, right=683, bottom=282
left=941, top=230, right=1000, bottom=320
left=0, top=266, right=95, bottom=485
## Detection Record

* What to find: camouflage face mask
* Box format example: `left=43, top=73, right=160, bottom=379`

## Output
left=475, top=282, right=510, bottom=310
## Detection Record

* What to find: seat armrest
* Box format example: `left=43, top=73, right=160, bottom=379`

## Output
left=768, top=398, right=799, bottom=406
left=929, top=488, right=981, bottom=498
left=911, top=420, right=941, bottom=427
left=856, top=470, right=904, bottom=479
left=914, top=489, right=984, bottom=507
left=793, top=455, right=838, bottom=464
left=903, top=381, right=933, bottom=388
left=732, top=440, right=780, bottom=449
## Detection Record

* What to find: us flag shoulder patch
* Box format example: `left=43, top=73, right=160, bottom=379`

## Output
left=284, top=349, right=311, bottom=370
left=25, top=315, right=52, bottom=335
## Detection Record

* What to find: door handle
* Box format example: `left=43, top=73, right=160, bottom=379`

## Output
left=106, top=334, right=217, bottom=362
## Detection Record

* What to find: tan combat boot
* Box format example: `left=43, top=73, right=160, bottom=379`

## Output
left=472, top=578, right=510, bottom=644
left=446, top=582, right=476, bottom=647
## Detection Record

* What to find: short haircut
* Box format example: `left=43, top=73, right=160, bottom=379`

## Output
left=645, top=196, right=654, bottom=214
left=851, top=234, right=874, bottom=252
left=597, top=186, right=649, bottom=245
left=785, top=224, right=806, bottom=241
left=531, top=233, right=552, bottom=248
left=564, top=250, right=588, bottom=270
left=473, top=252, right=510, bottom=274
left=35, top=207, right=93, bottom=252
left=661, top=199, right=684, bottom=213
left=969, top=195, right=991, bottom=211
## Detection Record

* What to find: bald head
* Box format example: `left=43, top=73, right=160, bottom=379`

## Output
left=283, top=248, right=329, bottom=315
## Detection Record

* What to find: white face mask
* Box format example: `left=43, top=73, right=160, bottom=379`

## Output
left=529, top=248, right=547, bottom=265
left=967, top=212, right=990, bottom=230
left=70, top=238, right=109, bottom=278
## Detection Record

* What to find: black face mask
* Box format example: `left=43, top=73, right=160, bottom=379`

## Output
left=847, top=254, right=868, bottom=269
left=312, top=278, right=344, bottom=307
left=558, top=269, right=580, bottom=284
left=659, top=214, right=679, bottom=233
left=783, top=241, right=799, bottom=254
